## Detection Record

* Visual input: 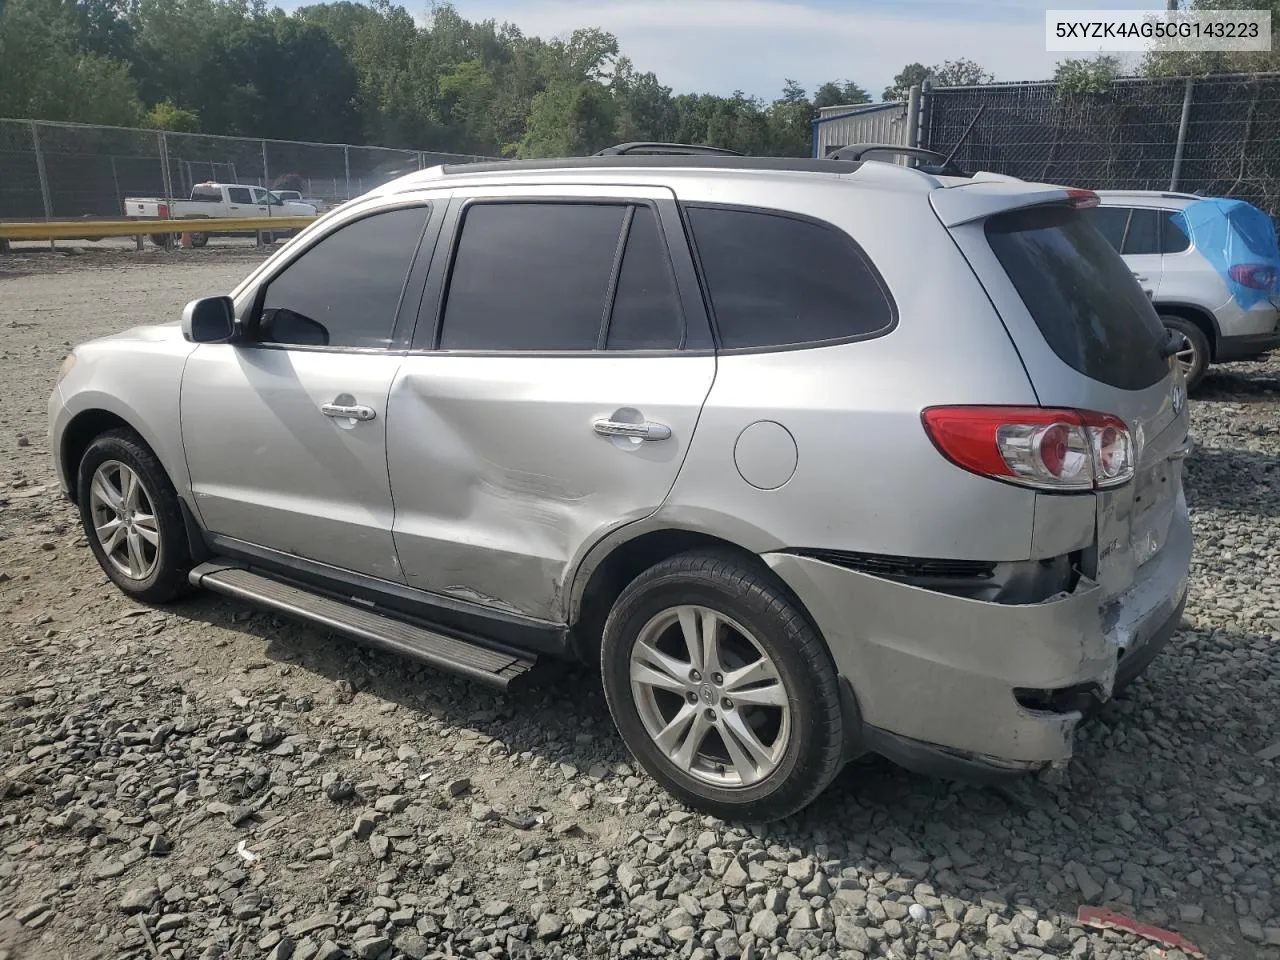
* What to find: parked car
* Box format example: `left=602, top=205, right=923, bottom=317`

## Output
left=270, top=189, right=329, bottom=212
left=124, top=182, right=318, bottom=247
left=50, top=148, right=1192, bottom=821
left=1082, top=190, right=1280, bottom=388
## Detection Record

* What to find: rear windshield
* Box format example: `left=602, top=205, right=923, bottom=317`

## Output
left=985, top=205, right=1168, bottom=391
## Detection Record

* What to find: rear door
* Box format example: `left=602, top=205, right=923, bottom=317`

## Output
left=385, top=184, right=716, bottom=622
left=1083, top=204, right=1163, bottom=299
left=947, top=199, right=1189, bottom=597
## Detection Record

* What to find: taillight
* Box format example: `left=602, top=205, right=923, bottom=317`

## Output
left=1228, top=263, right=1277, bottom=291
left=921, top=406, right=1135, bottom=492
left=158, top=203, right=169, bottom=219
left=1065, top=188, right=1099, bottom=209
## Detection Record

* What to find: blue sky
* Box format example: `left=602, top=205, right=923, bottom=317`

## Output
left=440, top=0, right=1154, bottom=99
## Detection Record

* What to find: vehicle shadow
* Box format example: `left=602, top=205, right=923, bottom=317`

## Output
left=1196, top=365, right=1280, bottom=402
left=169, top=588, right=1269, bottom=960
left=1184, top=443, right=1280, bottom=518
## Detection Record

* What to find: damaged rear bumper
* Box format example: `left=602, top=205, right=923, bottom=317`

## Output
left=763, top=502, right=1192, bottom=781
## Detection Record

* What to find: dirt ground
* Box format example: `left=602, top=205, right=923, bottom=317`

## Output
left=1, top=247, right=1279, bottom=960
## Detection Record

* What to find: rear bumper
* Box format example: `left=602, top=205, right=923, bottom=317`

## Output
left=764, top=500, right=1192, bottom=779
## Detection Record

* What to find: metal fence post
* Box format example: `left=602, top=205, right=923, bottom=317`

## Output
left=30, top=121, right=54, bottom=219
left=344, top=145, right=351, bottom=200
left=905, top=85, right=922, bottom=150
left=1170, top=77, right=1195, bottom=192
left=261, top=139, right=270, bottom=188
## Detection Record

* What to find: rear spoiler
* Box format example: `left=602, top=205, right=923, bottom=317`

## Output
left=930, top=181, right=1098, bottom=227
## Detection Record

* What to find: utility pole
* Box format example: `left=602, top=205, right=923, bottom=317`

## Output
left=1166, top=0, right=1178, bottom=10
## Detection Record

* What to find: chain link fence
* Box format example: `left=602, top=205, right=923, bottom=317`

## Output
left=0, top=118, right=497, bottom=222
left=921, top=73, right=1280, bottom=217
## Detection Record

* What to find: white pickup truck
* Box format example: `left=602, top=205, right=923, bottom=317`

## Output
left=123, top=182, right=317, bottom=247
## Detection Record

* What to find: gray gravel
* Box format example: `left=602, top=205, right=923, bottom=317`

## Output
left=2, top=248, right=1279, bottom=960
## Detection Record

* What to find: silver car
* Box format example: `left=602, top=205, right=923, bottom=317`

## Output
left=1084, top=189, right=1280, bottom=388
left=49, top=151, right=1193, bottom=821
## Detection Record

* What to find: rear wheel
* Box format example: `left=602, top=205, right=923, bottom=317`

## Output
left=190, top=232, right=209, bottom=248
left=600, top=551, right=845, bottom=822
left=77, top=429, right=192, bottom=604
left=1161, top=315, right=1210, bottom=389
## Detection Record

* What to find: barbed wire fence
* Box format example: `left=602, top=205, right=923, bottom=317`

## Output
left=920, top=73, right=1280, bottom=218
left=0, top=118, right=497, bottom=222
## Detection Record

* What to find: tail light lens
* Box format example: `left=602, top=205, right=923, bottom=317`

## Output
left=157, top=203, right=169, bottom=219
left=1065, top=188, right=1099, bottom=209
left=1229, top=263, right=1277, bottom=291
left=922, top=406, right=1135, bottom=492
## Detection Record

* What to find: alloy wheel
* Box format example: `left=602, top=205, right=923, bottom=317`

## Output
left=88, top=460, right=161, bottom=581
left=628, top=604, right=792, bottom=787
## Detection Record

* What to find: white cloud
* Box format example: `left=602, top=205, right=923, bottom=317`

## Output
left=442, top=0, right=1152, bottom=99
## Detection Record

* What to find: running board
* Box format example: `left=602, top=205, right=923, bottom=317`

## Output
left=189, top=561, right=535, bottom=689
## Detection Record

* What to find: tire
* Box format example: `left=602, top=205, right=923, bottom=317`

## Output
left=149, top=233, right=172, bottom=248
left=1161, top=315, right=1210, bottom=390
left=76, top=429, right=193, bottom=604
left=600, top=550, right=845, bottom=822
left=190, top=232, right=209, bottom=248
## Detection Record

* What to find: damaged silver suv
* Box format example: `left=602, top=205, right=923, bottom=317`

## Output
left=49, top=147, right=1192, bottom=821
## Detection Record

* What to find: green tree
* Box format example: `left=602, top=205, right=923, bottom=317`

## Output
left=0, top=0, right=142, bottom=124
left=1055, top=55, right=1124, bottom=95
left=518, top=79, right=616, bottom=157
left=145, top=97, right=200, bottom=131
left=882, top=58, right=993, bottom=101
left=814, top=80, right=870, bottom=109
left=883, top=62, right=929, bottom=101
left=1143, top=0, right=1280, bottom=75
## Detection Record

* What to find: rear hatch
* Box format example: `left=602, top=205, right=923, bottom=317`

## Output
left=935, top=184, right=1190, bottom=599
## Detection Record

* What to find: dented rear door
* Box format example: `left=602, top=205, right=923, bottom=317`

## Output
left=385, top=185, right=715, bottom=622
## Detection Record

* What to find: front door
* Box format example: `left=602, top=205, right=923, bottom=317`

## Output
left=386, top=188, right=716, bottom=621
left=181, top=203, right=435, bottom=581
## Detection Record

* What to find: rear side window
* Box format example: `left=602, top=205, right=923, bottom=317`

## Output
left=1083, top=206, right=1129, bottom=250
left=1160, top=211, right=1191, bottom=253
left=191, top=186, right=221, bottom=203
left=985, top=205, right=1168, bottom=391
left=685, top=205, right=895, bottom=350
left=1123, top=209, right=1161, bottom=255
left=438, top=201, right=685, bottom=352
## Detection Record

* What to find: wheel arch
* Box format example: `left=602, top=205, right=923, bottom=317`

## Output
left=1155, top=302, right=1220, bottom=360
left=567, top=521, right=825, bottom=666
left=59, top=403, right=184, bottom=507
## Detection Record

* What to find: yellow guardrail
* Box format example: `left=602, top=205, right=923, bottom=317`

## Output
left=0, top=215, right=318, bottom=241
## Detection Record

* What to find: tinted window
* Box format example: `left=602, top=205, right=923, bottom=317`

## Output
left=440, top=203, right=626, bottom=351
left=1123, top=209, right=1161, bottom=255
left=256, top=206, right=430, bottom=349
left=191, top=186, right=221, bottom=203
left=986, top=205, right=1168, bottom=391
left=1161, top=211, right=1191, bottom=253
left=606, top=207, right=683, bottom=350
left=1083, top=206, right=1129, bottom=250
left=227, top=187, right=252, bottom=204
left=686, top=206, right=894, bottom=349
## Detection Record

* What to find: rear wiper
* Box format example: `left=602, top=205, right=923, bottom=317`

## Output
left=1158, top=328, right=1182, bottom=359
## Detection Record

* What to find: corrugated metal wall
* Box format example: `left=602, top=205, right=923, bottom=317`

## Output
left=814, top=103, right=909, bottom=158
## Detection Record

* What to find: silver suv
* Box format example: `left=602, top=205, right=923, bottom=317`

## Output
left=49, top=152, right=1193, bottom=821
left=1084, top=189, right=1280, bottom=388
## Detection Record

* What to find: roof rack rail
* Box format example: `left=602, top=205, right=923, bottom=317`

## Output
left=437, top=155, right=873, bottom=177
left=825, top=143, right=974, bottom=179
left=593, top=142, right=744, bottom=157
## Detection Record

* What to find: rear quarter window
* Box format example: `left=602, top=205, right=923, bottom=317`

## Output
left=985, top=204, right=1168, bottom=391
left=685, top=205, right=896, bottom=350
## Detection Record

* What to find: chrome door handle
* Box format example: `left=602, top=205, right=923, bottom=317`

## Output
left=593, top=418, right=671, bottom=441
left=321, top=402, right=376, bottom=422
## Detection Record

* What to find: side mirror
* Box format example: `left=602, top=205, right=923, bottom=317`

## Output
left=181, top=296, right=237, bottom=343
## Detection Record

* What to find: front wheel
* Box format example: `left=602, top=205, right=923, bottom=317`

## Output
left=600, top=551, right=845, bottom=822
left=1161, top=315, right=1210, bottom=390
left=77, top=429, right=193, bottom=604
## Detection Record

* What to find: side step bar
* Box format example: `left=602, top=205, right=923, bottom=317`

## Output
left=189, top=561, right=535, bottom=689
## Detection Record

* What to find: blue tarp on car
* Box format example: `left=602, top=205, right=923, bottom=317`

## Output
left=1169, top=198, right=1280, bottom=310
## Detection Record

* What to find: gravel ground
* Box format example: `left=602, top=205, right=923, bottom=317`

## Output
left=2, top=248, right=1279, bottom=960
